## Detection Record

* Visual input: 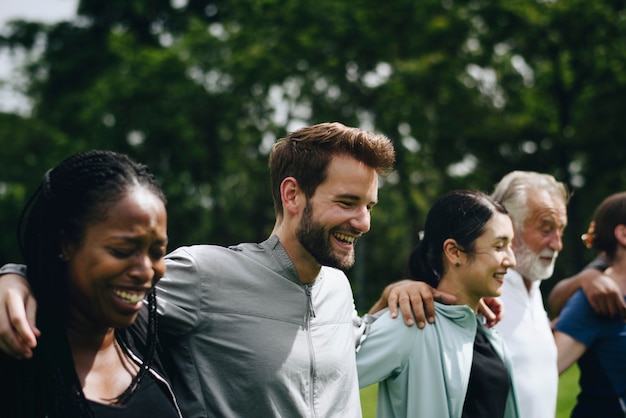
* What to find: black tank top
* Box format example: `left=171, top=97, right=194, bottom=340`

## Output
left=87, top=372, right=178, bottom=418
left=462, top=326, right=511, bottom=418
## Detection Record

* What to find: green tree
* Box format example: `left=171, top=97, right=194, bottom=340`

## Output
left=1, top=0, right=625, bottom=309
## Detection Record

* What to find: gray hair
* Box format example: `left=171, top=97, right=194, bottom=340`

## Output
left=491, top=170, right=570, bottom=231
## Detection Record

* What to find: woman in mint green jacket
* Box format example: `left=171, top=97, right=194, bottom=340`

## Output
left=357, top=190, right=520, bottom=418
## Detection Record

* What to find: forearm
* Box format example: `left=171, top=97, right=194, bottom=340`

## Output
left=0, top=266, right=39, bottom=358
left=547, top=269, right=599, bottom=317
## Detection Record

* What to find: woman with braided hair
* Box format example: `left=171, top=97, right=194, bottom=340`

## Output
left=0, top=150, right=182, bottom=417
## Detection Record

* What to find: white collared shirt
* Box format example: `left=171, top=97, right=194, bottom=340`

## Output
left=494, top=269, right=558, bottom=418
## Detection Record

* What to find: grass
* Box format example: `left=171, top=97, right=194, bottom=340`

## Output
left=557, top=365, right=580, bottom=417
left=360, top=364, right=580, bottom=417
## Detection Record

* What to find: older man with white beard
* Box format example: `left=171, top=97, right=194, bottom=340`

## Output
left=491, top=171, right=569, bottom=418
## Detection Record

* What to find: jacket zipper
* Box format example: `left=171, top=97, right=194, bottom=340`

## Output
left=304, top=284, right=318, bottom=418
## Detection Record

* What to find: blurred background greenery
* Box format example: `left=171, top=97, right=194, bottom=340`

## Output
left=1, top=0, right=625, bottom=312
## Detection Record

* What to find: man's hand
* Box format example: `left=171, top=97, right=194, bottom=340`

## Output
left=581, top=269, right=626, bottom=319
left=0, top=273, right=40, bottom=359
left=369, top=279, right=456, bottom=329
left=479, top=297, right=503, bottom=328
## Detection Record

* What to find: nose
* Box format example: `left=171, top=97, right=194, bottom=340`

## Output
left=504, top=247, right=516, bottom=269
left=350, top=206, right=371, bottom=233
left=548, top=230, right=564, bottom=252
left=129, top=252, right=155, bottom=283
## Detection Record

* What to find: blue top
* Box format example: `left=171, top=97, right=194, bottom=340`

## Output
left=555, top=289, right=626, bottom=417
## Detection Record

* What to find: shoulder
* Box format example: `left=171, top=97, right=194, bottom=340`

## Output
left=434, top=303, right=476, bottom=323
left=164, top=243, right=256, bottom=276
left=562, top=289, right=592, bottom=311
left=555, top=289, right=600, bottom=330
left=370, top=308, right=416, bottom=335
left=361, top=308, right=422, bottom=362
left=166, top=244, right=234, bottom=261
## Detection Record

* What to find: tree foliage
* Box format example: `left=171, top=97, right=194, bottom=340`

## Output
left=1, top=0, right=625, bottom=309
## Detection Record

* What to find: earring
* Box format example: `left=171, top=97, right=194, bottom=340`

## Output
left=455, top=262, right=460, bottom=268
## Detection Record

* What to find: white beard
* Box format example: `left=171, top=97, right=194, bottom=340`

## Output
left=514, top=240, right=558, bottom=282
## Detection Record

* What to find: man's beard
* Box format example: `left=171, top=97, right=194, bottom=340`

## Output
left=295, top=202, right=356, bottom=271
left=514, top=239, right=558, bottom=282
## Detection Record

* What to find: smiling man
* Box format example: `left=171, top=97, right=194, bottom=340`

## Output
left=0, top=122, right=447, bottom=417
left=491, top=171, right=569, bottom=418
left=149, top=122, right=398, bottom=417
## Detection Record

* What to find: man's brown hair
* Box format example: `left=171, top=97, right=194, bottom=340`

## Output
left=269, top=122, right=395, bottom=216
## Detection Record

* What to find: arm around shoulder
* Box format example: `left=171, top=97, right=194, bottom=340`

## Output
left=548, top=267, right=625, bottom=319
left=548, top=269, right=600, bottom=318
left=0, top=265, right=40, bottom=358
left=369, top=279, right=456, bottom=329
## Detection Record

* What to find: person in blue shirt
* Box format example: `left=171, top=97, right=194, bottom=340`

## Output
left=554, top=191, right=626, bottom=417
left=356, top=189, right=520, bottom=418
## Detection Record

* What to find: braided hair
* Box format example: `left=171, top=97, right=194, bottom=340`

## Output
left=14, top=150, right=166, bottom=417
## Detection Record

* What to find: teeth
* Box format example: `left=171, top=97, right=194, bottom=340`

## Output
left=113, top=289, right=146, bottom=304
left=334, top=233, right=355, bottom=243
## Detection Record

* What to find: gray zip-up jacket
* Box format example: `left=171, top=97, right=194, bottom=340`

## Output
left=157, top=235, right=364, bottom=418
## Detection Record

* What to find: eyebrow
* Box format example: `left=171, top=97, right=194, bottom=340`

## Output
left=109, top=235, right=169, bottom=245
left=336, top=193, right=378, bottom=206
left=540, top=216, right=567, bottom=227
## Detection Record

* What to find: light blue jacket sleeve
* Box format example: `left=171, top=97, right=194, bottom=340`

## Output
left=356, top=308, right=416, bottom=388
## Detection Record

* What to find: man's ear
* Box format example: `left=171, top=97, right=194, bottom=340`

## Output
left=443, top=238, right=462, bottom=265
left=280, top=177, right=303, bottom=216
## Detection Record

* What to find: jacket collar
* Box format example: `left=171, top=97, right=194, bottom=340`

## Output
left=260, top=235, right=301, bottom=285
